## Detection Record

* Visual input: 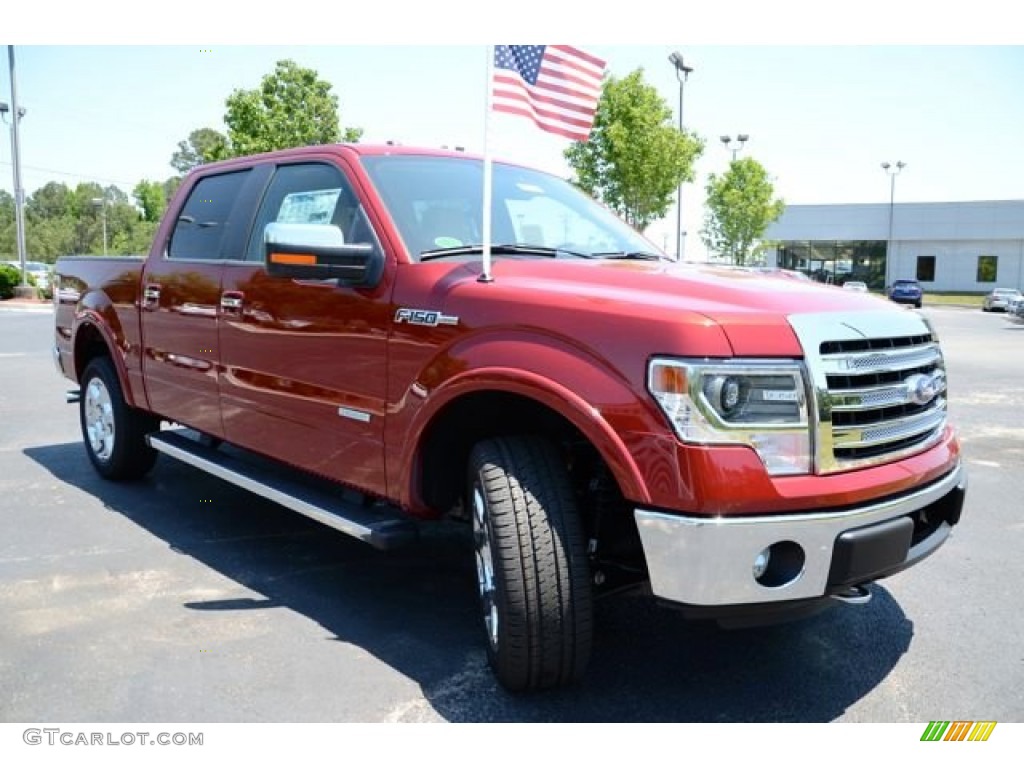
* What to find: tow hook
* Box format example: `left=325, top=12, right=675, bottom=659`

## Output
left=832, top=584, right=872, bottom=605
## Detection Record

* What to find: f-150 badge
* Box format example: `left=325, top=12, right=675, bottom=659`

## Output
left=394, top=308, right=459, bottom=327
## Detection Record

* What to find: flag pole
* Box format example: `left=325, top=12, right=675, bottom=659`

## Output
left=479, top=45, right=495, bottom=283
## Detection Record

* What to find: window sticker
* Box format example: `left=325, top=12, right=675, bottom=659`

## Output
left=277, top=188, right=342, bottom=224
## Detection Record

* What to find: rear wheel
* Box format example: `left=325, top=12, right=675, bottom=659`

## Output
left=467, top=436, right=593, bottom=691
left=80, top=357, right=159, bottom=480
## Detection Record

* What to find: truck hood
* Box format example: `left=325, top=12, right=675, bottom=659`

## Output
left=473, top=259, right=896, bottom=357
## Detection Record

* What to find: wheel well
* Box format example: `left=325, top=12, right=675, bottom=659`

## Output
left=416, top=390, right=647, bottom=585
left=74, top=323, right=111, bottom=380
left=417, top=391, right=585, bottom=515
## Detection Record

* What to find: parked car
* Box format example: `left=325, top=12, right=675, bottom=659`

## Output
left=843, top=280, right=868, bottom=292
left=982, top=287, right=1022, bottom=312
left=1006, top=295, right=1024, bottom=324
left=887, top=279, right=923, bottom=308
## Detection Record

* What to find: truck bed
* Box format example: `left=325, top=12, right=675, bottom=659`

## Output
left=54, top=255, right=146, bottom=391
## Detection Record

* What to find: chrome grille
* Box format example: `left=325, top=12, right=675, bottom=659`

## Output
left=788, top=312, right=949, bottom=474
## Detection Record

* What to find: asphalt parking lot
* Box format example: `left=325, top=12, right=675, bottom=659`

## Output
left=1, top=304, right=1022, bottom=722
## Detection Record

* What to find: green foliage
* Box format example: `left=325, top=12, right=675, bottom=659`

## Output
left=701, top=157, right=785, bottom=266
left=26, top=181, right=71, bottom=219
left=224, top=59, right=362, bottom=156
left=26, top=215, right=75, bottom=260
left=170, top=128, right=232, bottom=174
left=111, top=220, right=158, bottom=256
left=0, top=262, right=20, bottom=299
left=1, top=178, right=168, bottom=262
left=162, top=176, right=183, bottom=204
left=564, top=69, right=703, bottom=230
left=0, top=191, right=15, bottom=260
left=133, top=180, right=167, bottom=223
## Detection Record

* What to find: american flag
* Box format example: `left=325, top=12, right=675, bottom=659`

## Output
left=492, top=45, right=606, bottom=142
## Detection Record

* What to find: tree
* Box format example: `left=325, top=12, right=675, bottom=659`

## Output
left=133, top=180, right=167, bottom=223
left=564, top=69, right=703, bottom=230
left=701, top=157, right=785, bottom=266
left=224, top=59, right=362, bottom=156
left=111, top=220, right=158, bottom=256
left=162, top=176, right=183, bottom=204
left=170, top=128, right=231, bottom=174
left=26, top=181, right=72, bottom=220
left=1, top=190, right=17, bottom=259
left=25, top=183, right=76, bottom=259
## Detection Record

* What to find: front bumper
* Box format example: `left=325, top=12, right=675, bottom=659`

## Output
left=634, top=461, right=965, bottom=607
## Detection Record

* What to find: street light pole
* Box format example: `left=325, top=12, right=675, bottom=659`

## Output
left=668, top=51, right=693, bottom=262
left=720, top=134, right=749, bottom=162
left=881, top=161, right=906, bottom=289
left=3, top=46, right=31, bottom=298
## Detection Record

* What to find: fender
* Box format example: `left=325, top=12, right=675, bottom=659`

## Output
left=394, top=330, right=667, bottom=511
left=71, top=292, right=139, bottom=409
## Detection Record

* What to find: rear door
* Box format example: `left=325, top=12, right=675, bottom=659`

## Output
left=140, top=167, right=268, bottom=437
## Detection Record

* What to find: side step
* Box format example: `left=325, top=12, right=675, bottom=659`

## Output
left=147, top=430, right=418, bottom=551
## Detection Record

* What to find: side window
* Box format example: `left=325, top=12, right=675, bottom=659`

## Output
left=168, top=170, right=251, bottom=260
left=245, top=163, right=377, bottom=262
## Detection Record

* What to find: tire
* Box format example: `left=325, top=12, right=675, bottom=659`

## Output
left=467, top=436, right=593, bottom=691
left=80, top=356, right=159, bottom=481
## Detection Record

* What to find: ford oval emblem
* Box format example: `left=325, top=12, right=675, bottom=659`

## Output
left=905, top=372, right=939, bottom=406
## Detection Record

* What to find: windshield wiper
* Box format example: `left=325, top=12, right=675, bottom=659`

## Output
left=420, top=243, right=590, bottom=262
left=589, top=250, right=667, bottom=262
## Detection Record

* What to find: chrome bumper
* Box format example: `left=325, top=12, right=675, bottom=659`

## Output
left=634, top=462, right=966, bottom=607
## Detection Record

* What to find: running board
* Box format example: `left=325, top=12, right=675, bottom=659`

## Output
left=147, top=430, right=418, bottom=551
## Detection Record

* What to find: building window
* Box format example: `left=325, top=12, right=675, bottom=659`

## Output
left=916, top=256, right=936, bottom=282
left=776, top=240, right=886, bottom=290
left=977, top=255, right=998, bottom=283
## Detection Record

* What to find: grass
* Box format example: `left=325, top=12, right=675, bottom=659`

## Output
left=923, top=293, right=985, bottom=307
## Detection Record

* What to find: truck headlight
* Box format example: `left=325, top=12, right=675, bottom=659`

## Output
left=647, top=358, right=812, bottom=476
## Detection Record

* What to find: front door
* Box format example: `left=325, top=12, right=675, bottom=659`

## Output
left=217, top=160, right=393, bottom=496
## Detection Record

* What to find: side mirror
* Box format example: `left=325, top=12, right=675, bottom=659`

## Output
left=264, top=222, right=382, bottom=286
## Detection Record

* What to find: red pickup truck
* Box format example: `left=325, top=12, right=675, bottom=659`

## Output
left=54, top=144, right=966, bottom=691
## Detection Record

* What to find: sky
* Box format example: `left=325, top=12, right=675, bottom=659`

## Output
left=3, top=3, right=1023, bottom=260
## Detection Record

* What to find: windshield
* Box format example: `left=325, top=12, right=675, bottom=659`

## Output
left=360, top=155, right=661, bottom=262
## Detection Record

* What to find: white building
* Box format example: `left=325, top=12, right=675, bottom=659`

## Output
left=763, top=200, right=1024, bottom=293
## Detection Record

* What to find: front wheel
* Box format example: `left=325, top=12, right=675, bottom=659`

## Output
left=468, top=436, right=593, bottom=691
left=80, top=357, right=159, bottom=481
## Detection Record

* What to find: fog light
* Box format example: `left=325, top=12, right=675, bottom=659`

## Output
left=754, top=541, right=806, bottom=588
left=753, top=548, right=771, bottom=580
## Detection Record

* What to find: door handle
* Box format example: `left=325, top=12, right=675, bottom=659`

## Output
left=220, top=291, right=244, bottom=313
left=142, top=284, right=161, bottom=310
